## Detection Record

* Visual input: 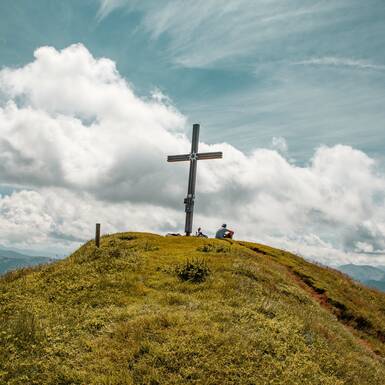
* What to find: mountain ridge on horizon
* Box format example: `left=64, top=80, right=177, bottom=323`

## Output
left=0, top=247, right=52, bottom=275
left=338, top=264, right=385, bottom=292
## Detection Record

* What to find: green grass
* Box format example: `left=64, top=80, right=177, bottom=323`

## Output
left=0, top=232, right=384, bottom=384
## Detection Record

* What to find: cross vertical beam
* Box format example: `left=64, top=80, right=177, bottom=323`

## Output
left=184, top=124, right=200, bottom=236
left=167, top=123, right=223, bottom=236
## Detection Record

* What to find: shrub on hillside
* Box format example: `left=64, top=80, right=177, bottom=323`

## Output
left=175, top=259, right=211, bottom=283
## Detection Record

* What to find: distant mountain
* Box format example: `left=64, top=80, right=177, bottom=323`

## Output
left=338, top=264, right=385, bottom=292
left=365, top=280, right=385, bottom=291
left=0, top=248, right=52, bottom=275
left=338, top=264, right=385, bottom=281
left=0, top=248, right=40, bottom=259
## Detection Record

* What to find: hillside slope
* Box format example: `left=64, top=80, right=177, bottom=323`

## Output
left=0, top=232, right=384, bottom=385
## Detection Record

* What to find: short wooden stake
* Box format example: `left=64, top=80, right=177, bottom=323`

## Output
left=95, top=223, right=101, bottom=248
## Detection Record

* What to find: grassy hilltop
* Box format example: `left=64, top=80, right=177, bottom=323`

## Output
left=0, top=232, right=385, bottom=385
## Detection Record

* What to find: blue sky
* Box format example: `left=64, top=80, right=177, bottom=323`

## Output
left=0, top=0, right=385, bottom=264
left=1, top=0, right=385, bottom=160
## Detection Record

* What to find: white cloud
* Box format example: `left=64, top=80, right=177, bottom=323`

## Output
left=271, top=137, right=288, bottom=154
left=96, top=0, right=130, bottom=20
left=0, top=44, right=187, bottom=204
left=293, top=57, right=385, bottom=71
left=97, top=0, right=347, bottom=68
left=0, top=188, right=181, bottom=255
left=355, top=241, right=374, bottom=253
left=0, top=44, right=385, bottom=265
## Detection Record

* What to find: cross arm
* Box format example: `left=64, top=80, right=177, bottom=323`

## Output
left=167, top=151, right=223, bottom=162
left=197, top=151, right=223, bottom=160
left=167, top=154, right=190, bottom=162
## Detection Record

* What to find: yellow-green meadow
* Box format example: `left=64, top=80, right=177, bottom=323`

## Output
left=1, top=232, right=384, bottom=384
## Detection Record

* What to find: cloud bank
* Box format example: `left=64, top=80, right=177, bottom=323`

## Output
left=1, top=44, right=385, bottom=265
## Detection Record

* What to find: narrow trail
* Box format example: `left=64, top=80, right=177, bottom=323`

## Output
left=237, top=241, right=385, bottom=363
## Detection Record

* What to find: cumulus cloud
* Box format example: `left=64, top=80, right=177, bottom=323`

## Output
left=0, top=44, right=385, bottom=265
left=0, top=44, right=187, bottom=205
left=0, top=188, right=181, bottom=255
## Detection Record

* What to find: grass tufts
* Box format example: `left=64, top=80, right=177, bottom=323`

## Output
left=0, top=232, right=384, bottom=384
left=175, top=258, right=211, bottom=283
left=197, top=243, right=230, bottom=253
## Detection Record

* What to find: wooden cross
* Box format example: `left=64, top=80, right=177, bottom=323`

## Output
left=167, top=123, right=223, bottom=236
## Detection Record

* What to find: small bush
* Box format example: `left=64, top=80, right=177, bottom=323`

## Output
left=175, top=259, right=211, bottom=283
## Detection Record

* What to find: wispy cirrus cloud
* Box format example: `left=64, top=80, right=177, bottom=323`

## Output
left=95, top=0, right=385, bottom=165
left=96, top=0, right=349, bottom=68
left=96, top=0, right=128, bottom=20
left=293, top=57, right=385, bottom=71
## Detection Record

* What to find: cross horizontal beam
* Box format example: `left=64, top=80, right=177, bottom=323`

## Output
left=197, top=152, right=223, bottom=160
left=167, top=151, right=223, bottom=162
left=167, top=154, right=190, bottom=162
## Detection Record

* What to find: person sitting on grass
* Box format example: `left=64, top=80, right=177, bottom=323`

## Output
left=196, top=227, right=208, bottom=238
left=215, top=224, right=234, bottom=239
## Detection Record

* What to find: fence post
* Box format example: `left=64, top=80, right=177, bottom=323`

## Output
left=95, top=223, right=101, bottom=248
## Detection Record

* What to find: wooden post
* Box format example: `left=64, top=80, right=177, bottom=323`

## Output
left=95, top=223, right=101, bottom=247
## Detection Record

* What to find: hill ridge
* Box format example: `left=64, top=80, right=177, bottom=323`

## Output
left=0, top=232, right=384, bottom=384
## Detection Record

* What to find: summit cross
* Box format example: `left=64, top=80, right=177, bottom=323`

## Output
left=167, top=123, right=223, bottom=236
